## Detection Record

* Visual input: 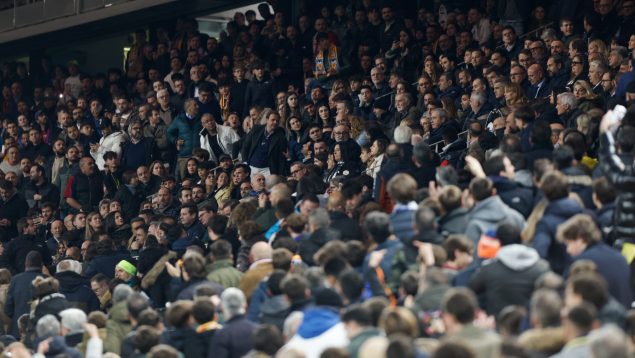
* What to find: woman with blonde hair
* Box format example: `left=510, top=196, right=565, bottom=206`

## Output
left=588, top=39, right=609, bottom=59
left=573, top=80, right=604, bottom=112
left=504, top=83, right=528, bottom=106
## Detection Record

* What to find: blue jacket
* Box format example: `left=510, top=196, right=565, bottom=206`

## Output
left=571, top=242, right=632, bottom=309
left=167, top=112, right=202, bottom=158
left=533, top=198, right=583, bottom=275
left=390, top=205, right=417, bottom=247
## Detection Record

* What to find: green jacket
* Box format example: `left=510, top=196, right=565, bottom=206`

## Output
left=167, top=112, right=202, bottom=157
left=206, top=259, right=244, bottom=288
left=104, top=301, right=131, bottom=355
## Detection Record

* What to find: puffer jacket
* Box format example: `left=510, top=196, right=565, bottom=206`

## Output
left=469, top=244, right=550, bottom=316
left=599, top=132, right=635, bottom=242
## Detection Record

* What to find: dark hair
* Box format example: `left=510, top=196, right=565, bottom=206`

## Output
left=443, top=235, right=473, bottom=261
left=541, top=170, right=569, bottom=201
left=514, top=106, right=534, bottom=124
left=252, top=324, right=284, bottom=355
left=134, top=326, right=161, bottom=354
left=191, top=298, right=215, bottom=324
left=341, top=304, right=372, bottom=326
left=209, top=240, right=232, bottom=260
left=338, top=269, right=364, bottom=303
left=469, top=177, right=494, bottom=201
left=323, top=257, right=350, bottom=278
left=25, top=251, right=43, bottom=269
left=592, top=177, right=616, bottom=205
left=281, top=274, right=308, bottom=301
left=207, top=215, right=228, bottom=235
left=568, top=272, right=608, bottom=309
left=442, top=288, right=477, bottom=324
left=496, top=222, right=521, bottom=246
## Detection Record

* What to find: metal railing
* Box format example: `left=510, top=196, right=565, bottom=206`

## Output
left=0, top=0, right=132, bottom=32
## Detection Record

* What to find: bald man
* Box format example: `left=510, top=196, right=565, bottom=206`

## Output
left=238, top=241, right=273, bottom=300
left=526, top=64, right=550, bottom=99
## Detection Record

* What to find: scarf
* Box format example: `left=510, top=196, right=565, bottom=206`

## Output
left=219, top=94, right=230, bottom=121
left=314, top=45, right=340, bottom=78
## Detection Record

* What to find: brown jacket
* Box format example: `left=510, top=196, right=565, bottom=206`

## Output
left=238, top=260, right=273, bottom=301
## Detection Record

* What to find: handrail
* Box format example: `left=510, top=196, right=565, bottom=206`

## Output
left=429, top=129, right=469, bottom=153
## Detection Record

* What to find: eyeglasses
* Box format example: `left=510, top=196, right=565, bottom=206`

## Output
left=333, top=131, right=346, bottom=135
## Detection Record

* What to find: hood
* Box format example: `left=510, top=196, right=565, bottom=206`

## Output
left=470, top=196, right=509, bottom=222
left=297, top=307, right=341, bottom=339
left=545, top=198, right=583, bottom=218
left=496, top=244, right=540, bottom=271
left=56, top=271, right=89, bottom=292
left=260, top=295, right=290, bottom=315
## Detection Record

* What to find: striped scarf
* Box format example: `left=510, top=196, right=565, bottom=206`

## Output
left=314, top=45, right=340, bottom=77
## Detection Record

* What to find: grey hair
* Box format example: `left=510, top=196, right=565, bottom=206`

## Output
left=56, top=259, right=82, bottom=275
left=589, top=324, right=629, bottom=358
left=470, top=91, right=486, bottom=105
left=557, top=92, right=577, bottom=110
left=112, top=284, right=133, bottom=304
left=36, top=314, right=60, bottom=339
left=394, top=125, right=413, bottom=144
left=529, top=288, right=562, bottom=327
left=308, top=208, right=330, bottom=230
left=59, top=308, right=87, bottom=333
left=589, top=59, right=609, bottom=73
left=221, top=287, right=247, bottom=318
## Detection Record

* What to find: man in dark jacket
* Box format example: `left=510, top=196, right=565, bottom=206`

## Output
left=208, top=287, right=256, bottom=358
left=299, top=208, right=341, bottom=267
left=0, top=179, right=29, bottom=239
left=241, top=112, right=288, bottom=176
left=469, top=223, right=551, bottom=316
left=483, top=154, right=534, bottom=218
left=23, top=164, right=59, bottom=210
left=533, top=170, right=585, bottom=275
left=120, top=120, right=157, bottom=171
left=55, top=259, right=100, bottom=313
left=327, top=192, right=361, bottom=242
left=243, top=63, right=274, bottom=114
left=558, top=214, right=632, bottom=309
left=167, top=99, right=202, bottom=179
left=113, top=170, right=144, bottom=223
left=5, top=251, right=45, bottom=337
left=2, top=217, right=52, bottom=273
left=63, top=156, right=104, bottom=214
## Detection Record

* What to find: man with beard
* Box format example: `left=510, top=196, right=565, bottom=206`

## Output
left=54, top=145, right=80, bottom=207
left=23, top=127, right=53, bottom=162
left=547, top=55, right=568, bottom=92
left=120, top=120, right=157, bottom=171
left=155, top=186, right=179, bottom=218
left=64, top=157, right=104, bottom=214
left=23, top=165, right=60, bottom=209
left=136, top=165, right=161, bottom=198
left=156, top=89, right=177, bottom=127
left=114, top=170, right=144, bottom=223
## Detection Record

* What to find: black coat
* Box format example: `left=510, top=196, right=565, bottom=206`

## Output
left=55, top=271, right=100, bottom=313
left=491, top=177, right=534, bottom=218
left=329, top=211, right=362, bottom=242
left=4, top=269, right=44, bottom=337
left=2, top=234, right=52, bottom=273
left=241, top=125, right=289, bottom=175
left=571, top=242, right=632, bottom=309
left=599, top=133, right=635, bottom=242
left=83, top=252, right=131, bottom=279
left=243, top=77, right=274, bottom=114
left=113, top=185, right=143, bottom=223
left=0, top=193, right=29, bottom=240
left=299, top=228, right=341, bottom=266
left=208, top=314, right=257, bottom=358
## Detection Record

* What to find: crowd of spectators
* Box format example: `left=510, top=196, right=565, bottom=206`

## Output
left=0, top=0, right=635, bottom=357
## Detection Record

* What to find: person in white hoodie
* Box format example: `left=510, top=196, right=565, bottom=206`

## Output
left=199, top=113, right=240, bottom=163
left=90, top=118, right=128, bottom=171
left=281, top=288, right=349, bottom=358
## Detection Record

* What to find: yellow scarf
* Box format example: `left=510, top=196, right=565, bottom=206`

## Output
left=314, top=45, right=340, bottom=77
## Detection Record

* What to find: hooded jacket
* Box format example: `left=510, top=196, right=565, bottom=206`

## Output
left=469, top=244, right=550, bottom=315
left=465, top=196, right=526, bottom=248
left=56, top=271, right=100, bottom=313
left=90, top=131, right=128, bottom=171
left=533, top=198, right=584, bottom=275
left=259, top=294, right=290, bottom=331
left=282, top=307, right=349, bottom=358
left=199, top=124, right=240, bottom=163
left=104, top=301, right=131, bottom=355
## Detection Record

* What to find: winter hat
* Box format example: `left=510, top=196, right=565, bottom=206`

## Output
left=116, top=260, right=137, bottom=277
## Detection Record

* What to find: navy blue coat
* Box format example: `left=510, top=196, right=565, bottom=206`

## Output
left=571, top=242, right=632, bottom=309
left=208, top=314, right=257, bottom=358
left=533, top=198, right=584, bottom=275
left=83, top=252, right=132, bottom=279
left=56, top=271, right=100, bottom=314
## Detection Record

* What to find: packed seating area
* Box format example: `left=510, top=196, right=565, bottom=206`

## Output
left=0, top=0, right=635, bottom=357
